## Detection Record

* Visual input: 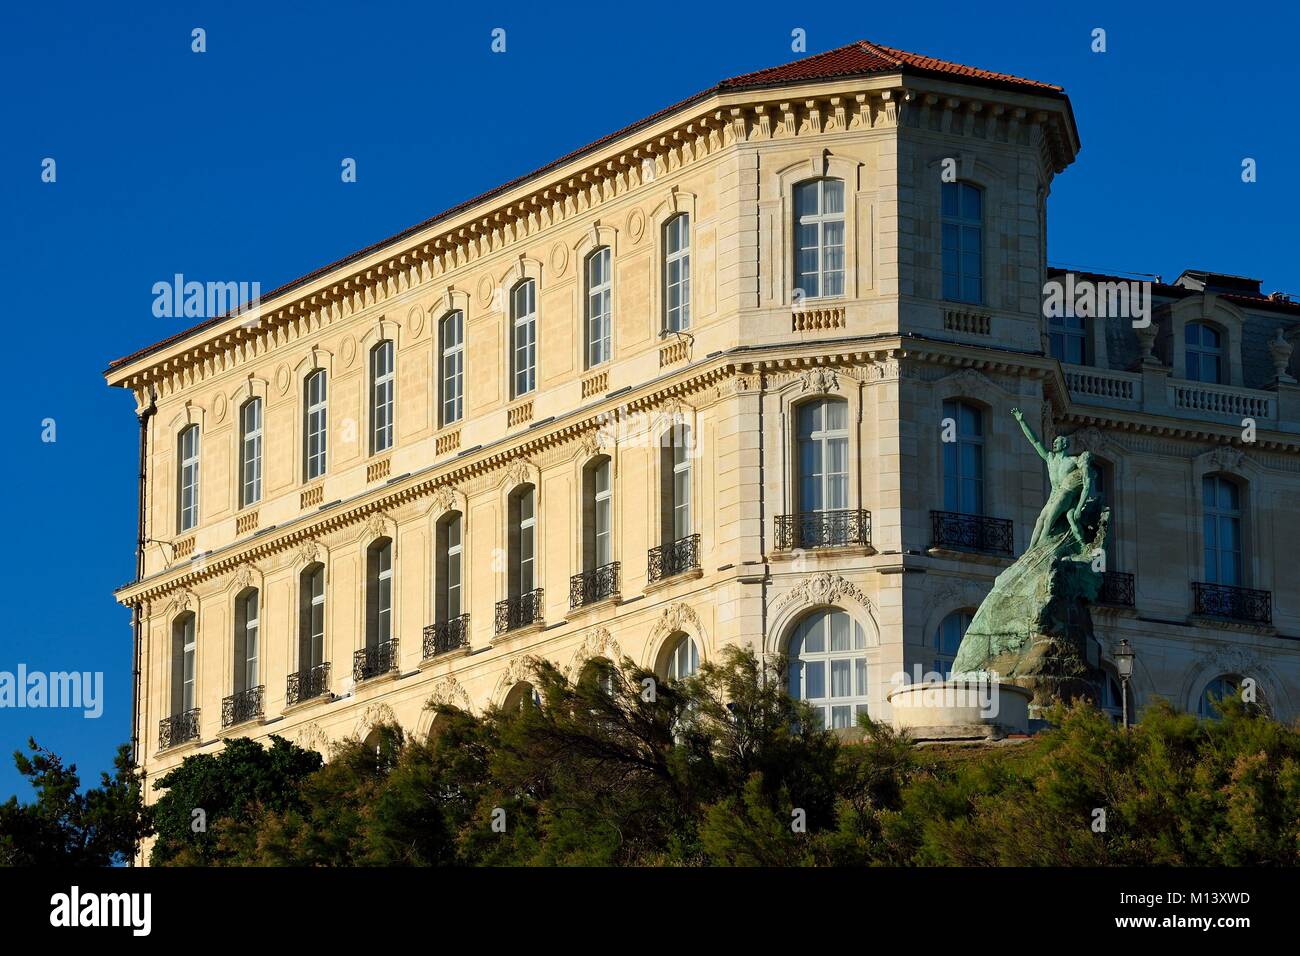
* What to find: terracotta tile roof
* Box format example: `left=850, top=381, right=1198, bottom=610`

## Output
left=107, top=40, right=1066, bottom=375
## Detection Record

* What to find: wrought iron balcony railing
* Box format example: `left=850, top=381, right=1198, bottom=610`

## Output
left=496, top=588, right=544, bottom=634
left=423, top=614, right=470, bottom=659
left=353, top=639, right=399, bottom=682
left=570, top=562, right=620, bottom=609
left=221, top=686, right=264, bottom=728
left=159, top=708, right=200, bottom=750
left=647, top=533, right=701, bottom=583
left=1097, top=571, right=1135, bottom=607
left=930, top=510, right=1014, bottom=557
left=286, top=662, right=331, bottom=706
left=1192, top=582, right=1272, bottom=626
left=774, top=509, right=871, bottom=550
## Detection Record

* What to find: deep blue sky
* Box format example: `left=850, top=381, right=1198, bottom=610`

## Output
left=1, top=1, right=1296, bottom=801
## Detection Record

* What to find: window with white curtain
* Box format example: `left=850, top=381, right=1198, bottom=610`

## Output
left=235, top=589, right=260, bottom=693
left=438, top=513, right=463, bottom=621
left=794, top=178, right=845, bottom=300
left=512, top=280, right=537, bottom=397
left=440, top=311, right=464, bottom=426
left=787, top=608, right=869, bottom=729
left=300, top=564, right=325, bottom=669
left=665, top=633, right=699, bottom=680
left=177, top=424, right=200, bottom=532
left=797, top=400, right=848, bottom=513
left=304, top=370, right=328, bottom=480
left=172, top=614, right=196, bottom=714
left=367, top=539, right=393, bottom=647
left=586, top=247, right=612, bottom=367
left=370, top=341, right=395, bottom=453
left=239, top=398, right=262, bottom=507
left=664, top=215, right=690, bottom=331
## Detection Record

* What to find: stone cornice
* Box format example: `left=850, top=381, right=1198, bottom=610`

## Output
left=105, top=77, right=1074, bottom=408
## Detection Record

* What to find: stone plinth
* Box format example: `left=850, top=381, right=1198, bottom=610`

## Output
left=888, top=680, right=1032, bottom=741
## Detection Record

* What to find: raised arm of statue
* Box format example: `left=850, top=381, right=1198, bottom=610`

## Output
left=1010, top=407, right=1049, bottom=461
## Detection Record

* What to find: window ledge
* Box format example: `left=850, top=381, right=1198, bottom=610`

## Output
left=643, top=568, right=704, bottom=594
left=925, top=546, right=1013, bottom=566
left=282, top=693, right=335, bottom=716
left=418, top=646, right=473, bottom=670
left=490, top=622, right=546, bottom=650
left=1187, top=614, right=1276, bottom=636
left=217, top=717, right=268, bottom=738
left=568, top=594, right=622, bottom=617
left=770, top=544, right=876, bottom=561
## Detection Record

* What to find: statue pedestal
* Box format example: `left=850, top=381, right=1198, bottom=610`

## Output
left=888, top=680, right=1032, bottom=741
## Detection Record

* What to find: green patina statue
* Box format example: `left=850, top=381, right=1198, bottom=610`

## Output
left=950, top=409, right=1110, bottom=704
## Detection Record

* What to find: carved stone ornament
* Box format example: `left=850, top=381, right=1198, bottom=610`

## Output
left=427, top=675, right=472, bottom=712
left=566, top=627, right=623, bottom=678
left=1208, top=446, right=1246, bottom=474
left=503, top=457, right=533, bottom=488
left=432, top=485, right=458, bottom=515
left=773, top=572, right=874, bottom=616
left=799, top=367, right=839, bottom=393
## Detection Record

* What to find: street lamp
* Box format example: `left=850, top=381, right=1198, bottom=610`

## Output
left=1114, top=639, right=1135, bottom=729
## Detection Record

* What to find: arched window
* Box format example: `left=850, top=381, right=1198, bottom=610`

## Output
left=659, top=424, right=693, bottom=546
left=941, top=181, right=983, bottom=304
left=503, top=680, right=541, bottom=712
left=1049, top=313, right=1087, bottom=364
left=366, top=538, right=393, bottom=650
left=942, top=400, right=984, bottom=514
left=1203, top=475, right=1242, bottom=586
left=369, top=341, right=395, bottom=454
left=233, top=588, right=260, bottom=694
left=436, top=512, right=464, bottom=621
left=239, top=399, right=262, bottom=508
left=1185, top=322, right=1223, bottom=384
left=177, top=424, right=200, bottom=532
left=794, top=178, right=845, bottom=300
left=304, top=369, right=328, bottom=481
left=787, top=608, right=869, bottom=729
left=171, top=613, right=197, bottom=715
left=797, top=399, right=848, bottom=514
left=663, top=633, right=700, bottom=681
left=511, top=280, right=537, bottom=397
left=586, top=247, right=612, bottom=367
left=664, top=214, right=690, bottom=331
left=933, top=610, right=973, bottom=677
left=440, top=311, right=464, bottom=426
left=298, top=563, right=325, bottom=672
left=580, top=657, right=616, bottom=698
left=1198, top=674, right=1241, bottom=719
left=509, top=485, right=537, bottom=598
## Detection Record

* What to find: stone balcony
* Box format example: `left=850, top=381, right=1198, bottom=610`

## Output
left=1062, top=363, right=1300, bottom=432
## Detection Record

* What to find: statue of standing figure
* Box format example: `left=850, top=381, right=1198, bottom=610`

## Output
left=1011, top=407, right=1093, bottom=550
left=949, top=408, right=1110, bottom=703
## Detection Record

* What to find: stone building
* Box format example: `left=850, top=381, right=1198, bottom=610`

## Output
left=106, top=40, right=1299, bottom=807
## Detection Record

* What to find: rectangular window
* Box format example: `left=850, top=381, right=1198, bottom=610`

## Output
left=794, top=179, right=845, bottom=300
left=672, top=432, right=691, bottom=541
left=178, top=426, right=200, bottom=532
left=942, top=400, right=985, bottom=514
left=376, top=542, right=392, bottom=643
left=594, top=459, right=612, bottom=567
left=512, top=281, right=537, bottom=397
left=441, top=311, right=464, bottom=426
left=586, top=248, right=612, bottom=367
left=664, top=216, right=690, bottom=332
left=797, top=400, right=848, bottom=513
left=242, top=591, right=260, bottom=692
left=305, top=371, right=328, bottom=480
left=941, top=182, right=983, bottom=304
left=240, top=399, right=262, bottom=507
left=446, top=516, right=462, bottom=619
left=518, top=489, right=536, bottom=594
left=307, top=567, right=325, bottom=667
left=181, top=617, right=196, bottom=713
left=1049, top=314, right=1087, bottom=364
left=370, top=341, right=395, bottom=454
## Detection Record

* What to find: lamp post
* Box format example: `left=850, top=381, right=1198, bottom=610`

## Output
left=1114, top=639, right=1135, bottom=730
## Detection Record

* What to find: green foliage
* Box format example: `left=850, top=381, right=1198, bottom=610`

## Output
left=150, top=734, right=322, bottom=865
left=32, top=651, right=1297, bottom=867
left=0, top=739, right=149, bottom=866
